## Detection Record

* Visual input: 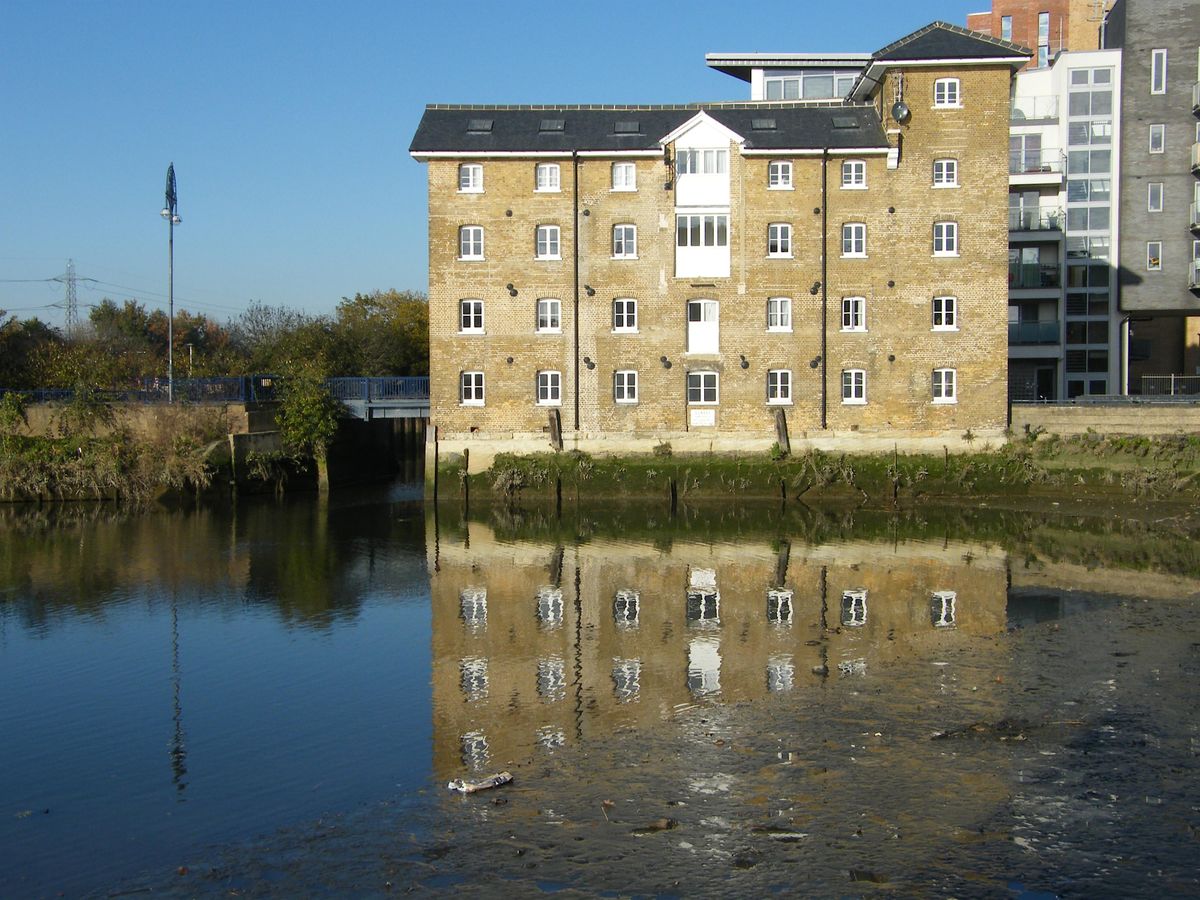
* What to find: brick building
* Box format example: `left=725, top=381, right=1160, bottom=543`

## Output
left=967, top=0, right=1111, bottom=67
left=410, top=23, right=1029, bottom=465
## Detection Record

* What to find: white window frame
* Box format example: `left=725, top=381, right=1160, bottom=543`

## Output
left=687, top=370, right=719, bottom=405
left=767, top=160, right=793, bottom=190
left=460, top=371, right=485, bottom=406
left=767, top=223, right=792, bottom=257
left=613, top=298, right=637, bottom=333
left=536, top=370, right=562, bottom=406
left=1147, top=241, right=1162, bottom=271
left=676, top=214, right=729, bottom=248
left=841, top=369, right=866, bottom=405
left=766, top=296, right=792, bottom=332
left=535, top=162, right=561, bottom=192
left=611, top=162, right=636, bottom=191
left=932, top=367, right=957, bottom=404
left=842, top=222, right=866, bottom=258
left=841, top=296, right=866, bottom=332
left=458, top=163, right=483, bottom=193
left=933, top=221, right=959, bottom=257
left=1149, top=124, right=1165, bottom=154
left=459, top=225, right=484, bottom=260
left=932, top=296, right=958, bottom=331
left=934, top=77, right=961, bottom=108
left=459, top=298, right=484, bottom=334
left=535, top=224, right=561, bottom=260
left=612, top=224, right=637, bottom=259
left=767, top=369, right=792, bottom=405
left=676, top=148, right=728, bottom=175
left=933, top=158, right=958, bottom=188
left=614, top=370, right=638, bottom=404
left=536, top=298, right=561, bottom=334
left=1151, top=49, right=1167, bottom=94
left=841, top=159, right=866, bottom=189
left=1148, top=182, right=1163, bottom=213
left=686, top=299, right=720, bottom=355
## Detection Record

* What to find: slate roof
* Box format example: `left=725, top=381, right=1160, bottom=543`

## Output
left=409, top=104, right=888, bottom=155
left=873, top=21, right=1031, bottom=61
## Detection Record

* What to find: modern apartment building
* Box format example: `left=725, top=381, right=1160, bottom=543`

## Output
left=1103, top=0, right=1200, bottom=386
left=410, top=23, right=1028, bottom=465
left=967, top=0, right=1111, bottom=66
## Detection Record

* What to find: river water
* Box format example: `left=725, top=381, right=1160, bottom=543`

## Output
left=1, top=485, right=1198, bottom=897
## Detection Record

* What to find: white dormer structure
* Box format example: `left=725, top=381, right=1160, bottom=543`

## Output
left=705, top=53, right=873, bottom=101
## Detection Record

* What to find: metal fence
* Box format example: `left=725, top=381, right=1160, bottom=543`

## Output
left=1142, top=375, right=1200, bottom=396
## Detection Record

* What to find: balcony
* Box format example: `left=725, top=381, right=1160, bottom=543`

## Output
left=1193, top=81, right=1200, bottom=114
left=1009, top=151, right=1064, bottom=186
left=1192, top=142, right=1200, bottom=174
left=1010, top=95, right=1058, bottom=122
left=1009, top=263, right=1061, bottom=290
left=1009, top=207, right=1064, bottom=235
left=1009, top=320, right=1060, bottom=345
left=1191, top=259, right=1200, bottom=290
left=1192, top=202, right=1200, bottom=232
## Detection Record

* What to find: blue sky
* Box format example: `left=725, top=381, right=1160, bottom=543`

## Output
left=2, top=0, right=986, bottom=327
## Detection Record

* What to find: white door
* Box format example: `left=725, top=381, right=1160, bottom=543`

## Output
left=687, top=300, right=719, bottom=354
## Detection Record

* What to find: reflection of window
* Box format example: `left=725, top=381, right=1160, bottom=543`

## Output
left=767, top=589, right=793, bottom=624
left=614, top=589, right=640, bottom=627
left=841, top=589, right=867, bottom=627
left=687, top=636, right=721, bottom=696
left=537, top=587, right=564, bottom=627
left=686, top=568, right=720, bottom=624
left=536, top=726, right=565, bottom=749
left=612, top=658, right=641, bottom=702
left=460, top=657, right=488, bottom=701
left=767, top=654, right=794, bottom=692
left=931, top=591, right=957, bottom=627
left=461, top=731, right=490, bottom=771
left=460, top=587, right=487, bottom=630
left=537, top=656, right=566, bottom=702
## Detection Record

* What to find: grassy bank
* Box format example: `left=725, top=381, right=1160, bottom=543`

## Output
left=441, top=431, right=1200, bottom=507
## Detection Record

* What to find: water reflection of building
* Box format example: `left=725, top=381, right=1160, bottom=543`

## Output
left=429, top=521, right=1009, bottom=781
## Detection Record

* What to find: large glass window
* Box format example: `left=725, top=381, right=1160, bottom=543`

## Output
left=676, top=149, right=727, bottom=175
left=676, top=215, right=729, bottom=247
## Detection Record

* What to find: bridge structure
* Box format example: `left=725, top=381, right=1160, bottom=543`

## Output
left=0, top=376, right=431, bottom=421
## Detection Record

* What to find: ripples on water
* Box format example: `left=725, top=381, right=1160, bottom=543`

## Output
left=0, top=491, right=1198, bottom=897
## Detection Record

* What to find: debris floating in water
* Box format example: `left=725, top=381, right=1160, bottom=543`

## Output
left=447, top=771, right=513, bottom=794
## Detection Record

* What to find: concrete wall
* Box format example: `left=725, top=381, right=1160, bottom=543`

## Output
left=1012, top=400, right=1200, bottom=435
left=20, top=402, right=254, bottom=439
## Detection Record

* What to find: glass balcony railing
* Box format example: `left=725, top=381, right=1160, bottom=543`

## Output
left=1191, top=259, right=1200, bottom=290
left=1009, top=321, right=1060, bottom=345
left=1009, top=207, right=1064, bottom=231
left=1191, top=202, right=1200, bottom=231
left=1008, top=150, right=1064, bottom=176
left=1192, top=142, right=1200, bottom=173
left=1008, top=264, right=1061, bottom=289
left=1010, top=95, right=1058, bottom=121
left=1193, top=81, right=1200, bottom=113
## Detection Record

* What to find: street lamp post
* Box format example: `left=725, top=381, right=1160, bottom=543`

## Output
left=161, top=164, right=181, bottom=403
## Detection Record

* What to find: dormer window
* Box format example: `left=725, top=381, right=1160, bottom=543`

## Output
left=764, top=70, right=859, bottom=100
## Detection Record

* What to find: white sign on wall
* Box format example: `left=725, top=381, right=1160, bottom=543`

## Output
left=690, top=408, right=716, bottom=427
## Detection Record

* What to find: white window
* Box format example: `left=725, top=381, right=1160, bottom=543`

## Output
left=536, top=298, right=561, bottom=333
left=767, top=369, right=792, bottom=405
left=614, top=370, right=638, bottom=404
left=1148, top=182, right=1163, bottom=212
left=613, top=298, right=637, bottom=332
left=1149, top=124, right=1165, bottom=153
left=841, top=296, right=865, bottom=331
left=841, top=159, right=866, bottom=189
left=536, top=370, right=561, bottom=405
left=934, top=78, right=961, bottom=107
left=1147, top=241, right=1162, bottom=271
left=932, top=368, right=957, bottom=403
left=934, top=221, right=958, bottom=256
left=458, top=164, right=483, bottom=193
left=841, top=369, right=866, bottom=404
left=611, top=162, right=636, bottom=191
left=460, top=371, right=485, bottom=406
left=676, top=148, right=728, bottom=175
left=768, top=160, right=793, bottom=189
left=842, top=223, right=866, bottom=257
left=459, top=299, right=484, bottom=333
left=768, top=223, right=792, bottom=257
left=613, top=224, right=637, bottom=258
left=767, top=296, right=792, bottom=332
left=676, top=214, right=729, bottom=247
left=1151, top=48, right=1167, bottom=94
left=535, top=224, right=560, bottom=259
left=687, top=370, right=718, bottom=404
left=687, top=299, right=719, bottom=354
left=1000, top=15, right=1012, bottom=41
left=535, top=163, right=560, bottom=192
left=933, top=158, right=958, bottom=187
left=932, top=296, right=957, bottom=330
left=459, top=225, right=483, bottom=260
